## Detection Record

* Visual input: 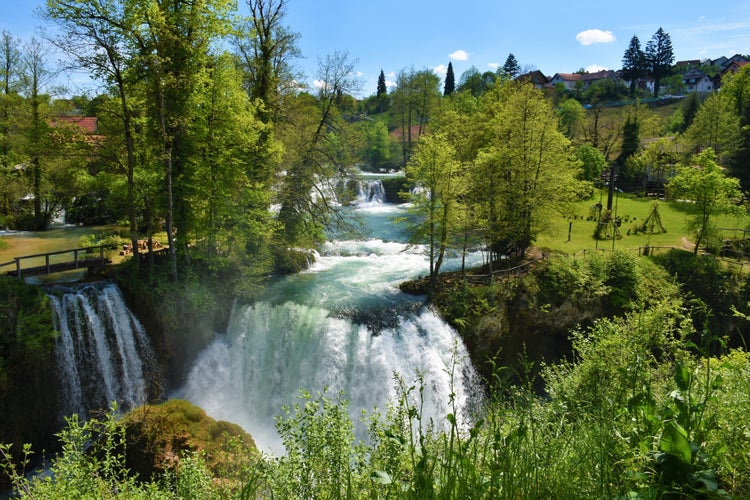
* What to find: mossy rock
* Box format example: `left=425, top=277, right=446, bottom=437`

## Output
left=119, top=399, right=256, bottom=482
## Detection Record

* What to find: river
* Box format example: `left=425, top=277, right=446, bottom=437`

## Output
left=178, top=176, right=485, bottom=453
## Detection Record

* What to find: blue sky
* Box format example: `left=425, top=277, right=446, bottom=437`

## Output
left=3, top=0, right=750, bottom=97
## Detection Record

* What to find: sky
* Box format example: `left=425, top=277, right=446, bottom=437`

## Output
left=3, top=0, right=750, bottom=98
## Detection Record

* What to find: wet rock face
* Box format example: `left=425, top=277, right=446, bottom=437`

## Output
left=461, top=295, right=602, bottom=387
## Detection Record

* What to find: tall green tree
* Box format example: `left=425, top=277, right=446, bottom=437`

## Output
left=557, top=98, right=585, bottom=140
left=234, top=0, right=300, bottom=123
left=721, top=65, right=750, bottom=189
left=685, top=92, right=739, bottom=162
left=680, top=92, right=701, bottom=132
left=443, top=61, right=455, bottom=96
left=276, top=51, right=361, bottom=246
left=666, top=148, right=744, bottom=254
left=502, top=53, right=519, bottom=79
left=621, top=35, right=646, bottom=96
left=190, top=53, right=270, bottom=260
left=645, top=27, right=674, bottom=97
left=391, top=68, right=440, bottom=164
left=376, top=69, right=387, bottom=97
left=474, top=82, right=582, bottom=258
left=45, top=0, right=147, bottom=263
left=404, top=133, right=466, bottom=295
left=130, top=0, right=236, bottom=277
left=361, top=118, right=391, bottom=170
left=20, top=38, right=56, bottom=229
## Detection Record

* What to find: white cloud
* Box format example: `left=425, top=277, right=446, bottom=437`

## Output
left=434, top=64, right=447, bottom=77
left=585, top=64, right=610, bottom=73
left=386, top=79, right=396, bottom=89
left=449, top=49, right=469, bottom=61
left=488, top=62, right=500, bottom=70
left=576, top=29, right=616, bottom=46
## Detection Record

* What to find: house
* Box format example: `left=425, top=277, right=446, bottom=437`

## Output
left=516, top=70, right=550, bottom=89
left=549, top=70, right=618, bottom=90
left=682, top=67, right=714, bottom=93
left=50, top=115, right=98, bottom=134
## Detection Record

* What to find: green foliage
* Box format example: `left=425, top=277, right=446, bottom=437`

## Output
left=666, top=148, right=745, bottom=254
left=535, top=250, right=670, bottom=313
left=575, top=144, right=607, bottom=182
left=0, top=277, right=56, bottom=390
left=2, top=301, right=749, bottom=498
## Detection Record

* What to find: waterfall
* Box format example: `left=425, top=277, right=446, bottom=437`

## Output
left=180, top=301, right=481, bottom=454
left=49, top=282, right=158, bottom=418
left=354, top=179, right=387, bottom=206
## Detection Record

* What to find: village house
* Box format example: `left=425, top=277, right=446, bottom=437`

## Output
left=516, top=70, right=550, bottom=89
left=549, top=70, right=619, bottom=91
left=682, top=67, right=715, bottom=93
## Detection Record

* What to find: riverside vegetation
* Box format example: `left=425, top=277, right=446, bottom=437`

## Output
left=2, top=0, right=750, bottom=497
left=2, top=247, right=750, bottom=498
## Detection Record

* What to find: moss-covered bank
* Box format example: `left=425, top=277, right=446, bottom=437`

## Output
left=402, top=250, right=704, bottom=386
left=0, top=277, right=60, bottom=489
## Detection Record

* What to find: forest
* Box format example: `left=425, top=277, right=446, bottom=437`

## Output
left=2, top=0, right=750, bottom=498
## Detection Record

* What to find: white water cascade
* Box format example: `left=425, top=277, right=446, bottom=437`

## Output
left=180, top=176, right=486, bottom=454
left=49, top=282, right=158, bottom=418
left=353, top=179, right=387, bottom=205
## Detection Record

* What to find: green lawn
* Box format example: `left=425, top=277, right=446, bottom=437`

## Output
left=536, top=188, right=750, bottom=255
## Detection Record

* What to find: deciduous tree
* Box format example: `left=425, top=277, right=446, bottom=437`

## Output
left=666, top=148, right=744, bottom=254
left=404, top=133, right=466, bottom=294
left=474, top=82, right=582, bottom=258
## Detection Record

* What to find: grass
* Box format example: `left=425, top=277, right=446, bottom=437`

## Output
left=537, top=188, right=750, bottom=255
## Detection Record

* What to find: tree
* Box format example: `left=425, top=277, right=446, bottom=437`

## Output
left=558, top=98, right=585, bottom=139
left=474, top=82, right=582, bottom=258
left=20, top=38, right=56, bottom=230
left=575, top=145, right=606, bottom=183
left=685, top=92, right=739, bottom=162
left=457, top=66, right=496, bottom=96
left=361, top=118, right=391, bottom=170
left=666, top=148, right=744, bottom=254
left=645, top=27, right=674, bottom=97
left=502, top=53, right=519, bottom=79
left=679, top=92, right=701, bottom=132
left=721, top=65, right=750, bottom=189
left=404, top=133, right=466, bottom=295
left=391, top=68, right=440, bottom=164
left=45, top=0, right=146, bottom=264
left=276, top=51, right=361, bottom=246
left=234, top=0, right=300, bottom=123
left=130, top=0, right=237, bottom=278
left=621, top=35, right=646, bottom=96
left=377, top=69, right=387, bottom=97
left=443, top=61, right=455, bottom=96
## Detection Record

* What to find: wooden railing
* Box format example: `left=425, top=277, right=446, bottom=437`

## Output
left=1, top=245, right=117, bottom=279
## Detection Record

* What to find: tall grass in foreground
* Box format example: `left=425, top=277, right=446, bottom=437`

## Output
left=2, top=300, right=749, bottom=499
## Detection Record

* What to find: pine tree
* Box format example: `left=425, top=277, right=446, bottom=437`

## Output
left=645, top=27, right=674, bottom=97
left=502, top=53, right=519, bottom=78
left=443, top=61, right=455, bottom=96
left=621, top=35, right=645, bottom=96
left=376, top=69, right=387, bottom=97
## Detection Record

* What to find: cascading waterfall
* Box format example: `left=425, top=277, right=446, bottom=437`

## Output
left=180, top=177, right=485, bottom=454
left=182, top=301, right=480, bottom=454
left=353, top=179, right=387, bottom=206
left=49, top=282, right=158, bottom=418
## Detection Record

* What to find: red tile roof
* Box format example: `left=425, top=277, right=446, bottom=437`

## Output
left=50, top=115, right=98, bottom=134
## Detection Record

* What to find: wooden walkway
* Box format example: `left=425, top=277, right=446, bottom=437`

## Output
left=1, top=245, right=116, bottom=279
